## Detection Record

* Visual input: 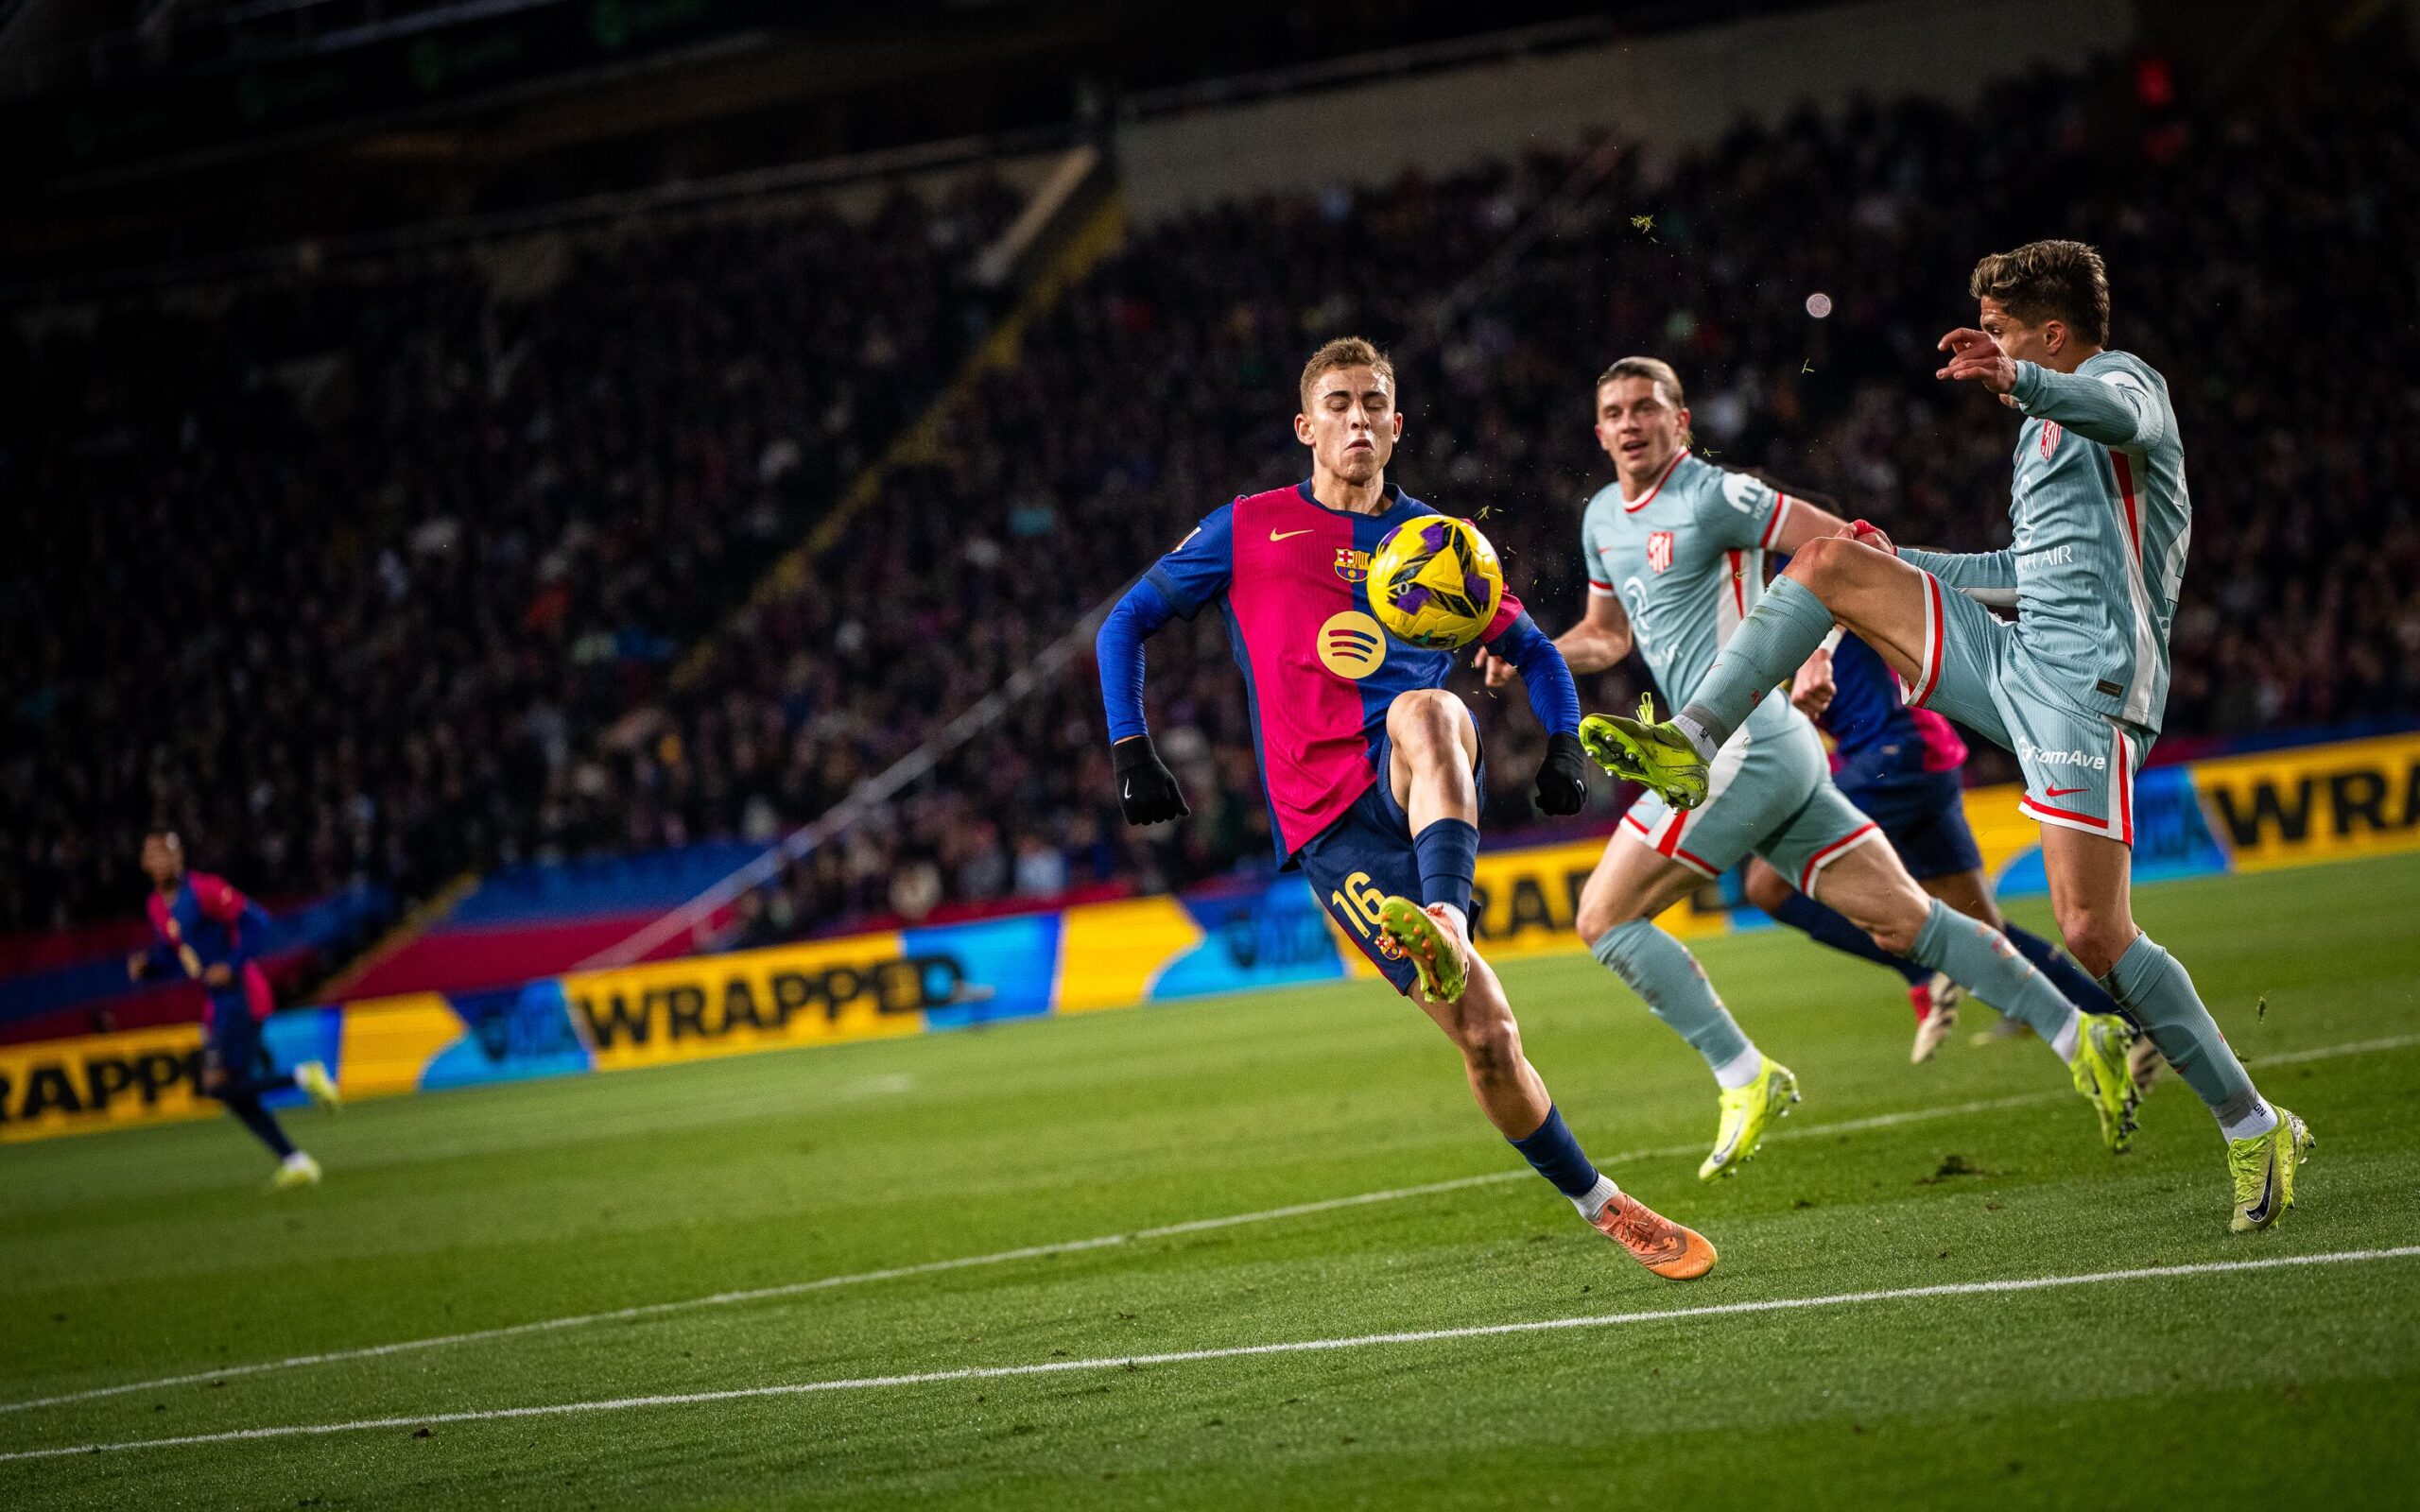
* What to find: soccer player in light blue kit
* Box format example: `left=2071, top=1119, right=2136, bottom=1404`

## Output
left=1591, top=243, right=2313, bottom=1231
left=1485, top=357, right=2135, bottom=1181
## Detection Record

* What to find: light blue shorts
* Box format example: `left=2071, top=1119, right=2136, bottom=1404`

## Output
left=1902, top=573, right=2151, bottom=847
left=1622, top=708, right=1885, bottom=893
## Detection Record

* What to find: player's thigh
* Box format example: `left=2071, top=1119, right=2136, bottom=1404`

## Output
left=2037, top=822, right=2138, bottom=975
left=1573, top=823, right=1706, bottom=941
left=1760, top=783, right=1926, bottom=943
left=1297, top=793, right=1426, bottom=999
left=1384, top=693, right=1480, bottom=812
left=1788, top=539, right=1933, bottom=688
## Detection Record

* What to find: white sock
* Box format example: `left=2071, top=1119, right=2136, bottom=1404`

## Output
left=2219, top=1099, right=2280, bottom=1143
left=2048, top=1010, right=2083, bottom=1063
left=1713, top=1043, right=1764, bottom=1091
left=1572, top=1172, right=1620, bottom=1222
left=1670, top=712, right=1719, bottom=761
left=1433, top=902, right=1469, bottom=943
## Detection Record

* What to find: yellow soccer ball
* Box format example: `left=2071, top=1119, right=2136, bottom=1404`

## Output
left=1369, top=515, right=1505, bottom=649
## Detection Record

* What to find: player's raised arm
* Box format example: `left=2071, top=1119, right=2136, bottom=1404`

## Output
left=1096, top=505, right=1237, bottom=826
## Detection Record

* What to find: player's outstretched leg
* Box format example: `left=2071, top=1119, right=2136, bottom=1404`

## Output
left=1577, top=837, right=1794, bottom=1182
left=1809, top=840, right=2142, bottom=1150
left=1432, top=950, right=1715, bottom=1280
left=2043, top=828, right=2311, bottom=1229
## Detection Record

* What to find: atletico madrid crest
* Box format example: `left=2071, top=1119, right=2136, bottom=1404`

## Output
left=1647, top=530, right=1675, bottom=575
left=2042, top=421, right=2063, bottom=457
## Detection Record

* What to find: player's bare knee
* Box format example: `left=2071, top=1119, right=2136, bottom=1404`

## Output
left=2058, top=909, right=2133, bottom=978
left=1574, top=890, right=1643, bottom=946
left=1786, top=534, right=1851, bottom=593
left=1389, top=687, right=1459, bottom=747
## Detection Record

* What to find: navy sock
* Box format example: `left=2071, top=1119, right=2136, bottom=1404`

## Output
left=1509, top=1105, right=1601, bottom=1199
left=1411, top=817, right=1479, bottom=919
left=2002, top=923, right=2121, bottom=1017
left=222, top=1093, right=296, bottom=1160
left=1771, top=889, right=1930, bottom=986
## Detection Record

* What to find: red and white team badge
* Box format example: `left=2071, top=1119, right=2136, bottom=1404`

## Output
left=1647, top=530, right=1675, bottom=575
left=2041, top=421, right=2063, bottom=457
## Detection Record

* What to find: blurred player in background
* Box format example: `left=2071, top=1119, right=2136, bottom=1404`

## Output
left=127, top=831, right=338, bottom=1188
left=1096, top=337, right=1717, bottom=1280
left=1496, top=356, right=2134, bottom=1182
left=1595, top=242, right=2313, bottom=1231
left=1751, top=625, right=2145, bottom=1078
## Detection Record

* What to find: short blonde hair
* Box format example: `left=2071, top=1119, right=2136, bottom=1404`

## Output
left=1596, top=355, right=1685, bottom=409
left=1300, top=336, right=1395, bottom=409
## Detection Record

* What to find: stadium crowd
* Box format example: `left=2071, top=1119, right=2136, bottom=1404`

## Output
left=1, top=180, right=1020, bottom=933
left=5, top=47, right=2413, bottom=948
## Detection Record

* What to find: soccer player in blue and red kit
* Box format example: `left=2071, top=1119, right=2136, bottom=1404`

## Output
left=1095, top=338, right=1716, bottom=1280
left=1746, top=627, right=2135, bottom=1066
left=126, top=831, right=338, bottom=1188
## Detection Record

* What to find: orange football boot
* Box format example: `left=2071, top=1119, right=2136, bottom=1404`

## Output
left=1592, top=1192, right=1719, bottom=1280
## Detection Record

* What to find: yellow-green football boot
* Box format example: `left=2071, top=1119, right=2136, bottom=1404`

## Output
left=296, top=1058, right=342, bottom=1113
left=1375, top=896, right=1468, bottom=1005
left=1700, top=1056, right=1799, bottom=1180
left=270, top=1151, right=322, bottom=1192
left=1580, top=696, right=1711, bottom=811
left=2068, top=1013, right=2143, bottom=1152
left=2229, top=1107, right=2314, bottom=1233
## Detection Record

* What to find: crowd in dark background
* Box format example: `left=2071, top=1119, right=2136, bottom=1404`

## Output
left=5, top=44, right=2413, bottom=946
left=1, top=181, right=1020, bottom=932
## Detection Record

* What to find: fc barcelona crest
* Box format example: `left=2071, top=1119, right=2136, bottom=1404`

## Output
left=1647, top=530, right=1675, bottom=575
left=1334, top=547, right=1370, bottom=583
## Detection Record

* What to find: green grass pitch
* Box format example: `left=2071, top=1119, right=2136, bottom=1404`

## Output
left=5, top=853, right=2419, bottom=1508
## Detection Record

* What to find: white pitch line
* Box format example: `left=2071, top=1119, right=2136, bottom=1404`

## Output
left=7, top=1028, right=2410, bottom=1420
left=8, top=1245, right=2417, bottom=1466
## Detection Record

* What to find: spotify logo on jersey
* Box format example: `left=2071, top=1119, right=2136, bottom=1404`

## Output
left=1317, top=610, right=1388, bottom=679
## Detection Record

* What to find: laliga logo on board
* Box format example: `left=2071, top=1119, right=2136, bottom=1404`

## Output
left=1647, top=530, right=1675, bottom=575
left=1316, top=610, right=1388, bottom=679
left=1334, top=547, right=1370, bottom=583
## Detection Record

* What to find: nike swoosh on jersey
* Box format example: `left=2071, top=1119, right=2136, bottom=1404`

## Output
left=1269, top=528, right=1313, bottom=541
left=2044, top=785, right=2089, bottom=798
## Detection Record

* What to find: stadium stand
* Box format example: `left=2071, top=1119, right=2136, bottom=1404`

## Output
left=3, top=41, right=2412, bottom=993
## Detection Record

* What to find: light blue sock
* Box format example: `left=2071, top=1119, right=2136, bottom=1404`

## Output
left=1590, top=919, right=1754, bottom=1077
left=1908, top=899, right=2078, bottom=1052
left=2101, top=933, right=2269, bottom=1133
left=1677, top=576, right=1837, bottom=753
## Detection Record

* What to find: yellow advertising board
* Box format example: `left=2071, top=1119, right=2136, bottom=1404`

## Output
left=2187, top=732, right=2420, bottom=872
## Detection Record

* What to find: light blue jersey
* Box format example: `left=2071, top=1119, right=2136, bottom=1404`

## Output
left=1584, top=452, right=1880, bottom=884
left=1580, top=450, right=1807, bottom=745
left=1901, top=350, right=2187, bottom=732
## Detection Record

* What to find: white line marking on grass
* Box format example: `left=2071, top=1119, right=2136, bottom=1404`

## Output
left=9, top=1246, right=2418, bottom=1465
left=8, top=1029, right=2410, bottom=1419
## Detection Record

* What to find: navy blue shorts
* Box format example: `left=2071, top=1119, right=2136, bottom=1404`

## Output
left=1294, top=726, right=1485, bottom=998
left=1839, top=768, right=1983, bottom=882
left=202, top=1005, right=272, bottom=1087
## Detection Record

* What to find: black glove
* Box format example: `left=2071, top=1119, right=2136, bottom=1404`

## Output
left=1533, top=730, right=1591, bottom=816
left=1113, top=734, right=1190, bottom=826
